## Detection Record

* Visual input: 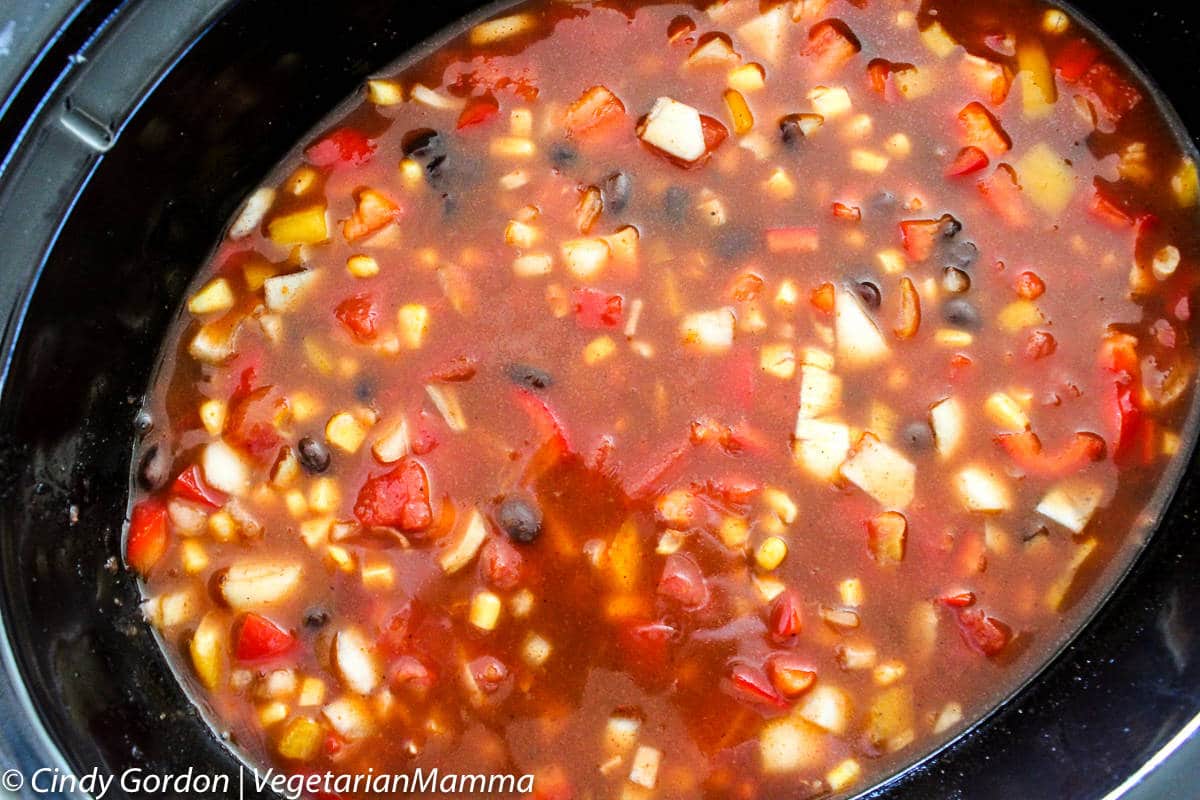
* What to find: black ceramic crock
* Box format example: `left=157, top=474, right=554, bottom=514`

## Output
left=0, top=1, right=1196, bottom=798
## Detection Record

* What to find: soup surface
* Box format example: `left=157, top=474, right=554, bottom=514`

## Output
left=128, top=0, right=1200, bottom=797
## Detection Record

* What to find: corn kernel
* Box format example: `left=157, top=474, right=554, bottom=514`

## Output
left=934, top=329, right=973, bottom=347
left=199, top=399, right=226, bottom=436
left=850, top=149, right=889, bottom=174
left=180, top=539, right=208, bottom=574
left=398, top=158, right=424, bottom=189
left=397, top=304, right=429, bottom=349
left=775, top=279, right=799, bottom=310
left=826, top=759, right=862, bottom=792
left=808, top=85, right=851, bottom=117
left=366, top=78, right=403, bottom=105
left=838, top=578, right=864, bottom=607
left=764, top=168, right=796, bottom=200
left=346, top=254, right=379, bottom=279
left=361, top=561, right=395, bottom=591
left=877, top=248, right=907, bottom=274
left=490, top=137, right=535, bottom=158
left=326, top=545, right=355, bottom=572
left=756, top=536, right=788, bottom=570
left=284, top=489, right=309, bottom=519
left=469, top=591, right=503, bottom=631
left=884, top=132, right=912, bottom=158
left=720, top=516, right=750, bottom=549
left=509, top=108, right=534, bottom=137
left=326, top=412, right=369, bottom=453
left=512, top=253, right=552, bottom=278
left=873, top=659, right=907, bottom=686
left=1042, top=9, right=1070, bottom=33
left=583, top=335, right=617, bottom=365
left=259, top=701, right=289, bottom=727
left=762, top=487, right=798, bottom=524
left=299, top=517, right=332, bottom=548
left=188, top=278, right=235, bottom=315
left=297, top=678, right=325, bottom=707
left=208, top=510, right=238, bottom=542
left=303, top=337, right=335, bottom=376
left=984, top=392, right=1030, bottom=431
left=287, top=391, right=319, bottom=423
left=1171, top=158, right=1198, bottom=207
left=308, top=477, right=340, bottom=514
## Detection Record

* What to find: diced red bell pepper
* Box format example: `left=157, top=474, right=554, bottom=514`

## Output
left=457, top=92, right=500, bottom=130
left=657, top=553, right=710, bottom=610
left=995, top=431, right=1106, bottom=476
left=898, top=217, right=951, bottom=261
left=766, top=226, right=819, bottom=254
left=353, top=459, right=434, bottom=532
left=767, top=653, right=817, bottom=698
left=235, top=613, right=296, bottom=661
left=810, top=282, right=835, bottom=313
left=334, top=293, right=380, bottom=341
left=1103, top=380, right=1145, bottom=466
left=948, top=353, right=974, bottom=383
left=126, top=499, right=168, bottom=575
left=570, top=288, right=624, bottom=329
left=1099, top=331, right=1140, bottom=375
left=1015, top=270, right=1046, bottom=300
left=767, top=589, right=803, bottom=645
left=171, top=464, right=228, bottom=509
left=1088, top=181, right=1135, bottom=229
left=831, top=201, right=862, bottom=221
left=946, top=146, right=989, bottom=177
left=1078, top=61, right=1142, bottom=126
left=1053, top=38, right=1100, bottom=82
left=343, top=188, right=402, bottom=242
left=563, top=85, right=626, bottom=140
left=699, top=114, right=728, bottom=157
left=305, top=127, right=375, bottom=168
left=725, top=662, right=789, bottom=710
left=957, top=101, right=1011, bottom=155
left=977, top=164, right=1029, bottom=227
left=955, top=608, right=1012, bottom=656
left=938, top=591, right=976, bottom=608
left=804, top=19, right=861, bottom=75
left=225, top=385, right=283, bottom=464
left=480, top=536, right=524, bottom=591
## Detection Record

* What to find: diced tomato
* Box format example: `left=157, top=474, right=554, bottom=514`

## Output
left=946, top=146, right=989, bottom=177
left=225, top=385, right=284, bottom=464
left=480, top=536, right=524, bottom=591
left=658, top=553, right=711, bottom=610
left=766, top=226, right=819, bottom=254
left=1024, top=330, right=1058, bottom=361
left=948, top=353, right=974, bottom=382
left=1078, top=61, right=1142, bottom=125
left=810, top=282, right=835, bottom=313
left=563, top=85, right=626, bottom=140
left=938, top=591, right=976, bottom=608
left=334, top=293, right=380, bottom=341
left=898, top=217, right=949, bottom=261
left=804, top=19, right=861, bottom=75
left=996, top=431, right=1106, bottom=476
left=305, top=127, right=375, bottom=168
left=955, top=608, right=1012, bottom=656
left=725, top=662, right=789, bottom=710
left=171, top=464, right=228, bottom=509
left=977, top=164, right=1029, bottom=228
left=767, top=653, right=817, bottom=698
left=513, top=389, right=573, bottom=454
left=957, top=101, right=1010, bottom=156
left=343, top=188, right=401, bottom=242
left=126, top=499, right=168, bottom=575
left=1088, top=181, right=1135, bottom=229
left=1053, top=38, right=1100, bottom=82
left=570, top=288, right=624, bottom=328
left=699, top=114, right=728, bottom=156
left=235, top=613, right=296, bottom=661
left=832, top=201, right=862, bottom=221
left=618, top=620, right=676, bottom=675
left=353, top=459, right=434, bottom=532
left=767, top=589, right=803, bottom=645
left=457, top=92, right=500, bottom=129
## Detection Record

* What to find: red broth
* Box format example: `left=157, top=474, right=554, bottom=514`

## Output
left=129, top=1, right=1200, bottom=797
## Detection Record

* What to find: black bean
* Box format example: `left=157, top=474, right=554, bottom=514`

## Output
left=779, top=114, right=819, bottom=147
left=901, top=422, right=934, bottom=452
left=945, top=240, right=978, bottom=269
left=298, top=436, right=331, bottom=473
left=425, top=153, right=448, bottom=182
left=868, top=190, right=897, bottom=214
left=855, top=280, right=882, bottom=310
left=942, top=267, right=971, bottom=294
left=137, top=444, right=170, bottom=491
left=943, top=298, right=982, bottom=330
left=133, top=410, right=154, bottom=436
left=303, top=610, right=330, bottom=628
left=663, top=186, right=689, bottom=223
left=504, top=363, right=553, bottom=390
left=401, top=127, right=441, bottom=158
left=938, top=214, right=963, bottom=239
left=549, top=143, right=578, bottom=168
left=497, top=494, right=543, bottom=544
left=1023, top=524, right=1051, bottom=542
left=602, top=171, right=633, bottom=213
left=714, top=227, right=756, bottom=261
left=442, top=193, right=458, bottom=217
left=354, top=379, right=375, bottom=403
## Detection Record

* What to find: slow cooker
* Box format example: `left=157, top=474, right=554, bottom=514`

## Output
left=0, top=1, right=1196, bottom=798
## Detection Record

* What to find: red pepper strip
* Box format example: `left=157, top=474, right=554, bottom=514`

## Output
left=956, top=608, right=1012, bottom=656
left=563, top=85, right=626, bottom=140
left=126, top=499, right=168, bottom=575
left=304, top=127, right=375, bottom=168
left=1054, top=38, right=1100, bottom=82
left=1088, top=180, right=1135, bottom=228
left=235, top=613, right=296, bottom=661
left=726, top=662, right=789, bottom=710
left=456, top=92, right=500, bottom=129
left=938, top=591, right=976, bottom=608
left=513, top=389, right=573, bottom=454
left=977, top=164, right=1029, bottom=228
left=171, top=464, right=227, bottom=509
left=898, top=218, right=942, bottom=261
left=957, top=101, right=1011, bottom=155
left=995, top=431, right=1106, bottom=476
left=766, top=226, right=819, bottom=253
left=946, top=145, right=989, bottom=177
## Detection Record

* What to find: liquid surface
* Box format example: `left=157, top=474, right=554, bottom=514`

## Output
left=129, top=1, right=1200, bottom=797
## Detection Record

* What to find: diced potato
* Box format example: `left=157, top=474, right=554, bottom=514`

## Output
left=411, top=84, right=463, bottom=110
left=1036, top=480, right=1104, bottom=533
left=276, top=716, right=322, bottom=761
left=469, top=591, right=503, bottom=631
left=763, top=487, right=798, bottom=524
left=1153, top=245, right=1181, bottom=281
left=719, top=516, right=750, bottom=549
left=397, top=304, right=430, bottom=349
left=841, top=434, right=916, bottom=509
left=469, top=13, right=536, bottom=45
left=638, top=97, right=706, bottom=162
left=728, top=63, right=766, bottom=92
left=932, top=701, right=964, bottom=734
left=629, top=745, right=662, bottom=789
left=267, top=207, right=328, bottom=246
left=199, top=399, right=226, bottom=436
left=826, top=759, right=863, bottom=792
left=323, top=695, right=374, bottom=740
left=605, top=226, right=640, bottom=263
left=371, top=415, right=410, bottom=463
left=180, top=539, right=208, bottom=574
left=679, top=308, right=736, bottom=352
left=793, top=419, right=851, bottom=482
left=850, top=149, right=889, bottom=174
left=837, top=642, right=877, bottom=670
left=1016, top=143, right=1075, bottom=216
left=760, top=342, right=796, bottom=379
left=513, top=253, right=553, bottom=277
left=333, top=627, right=381, bottom=695
left=426, top=384, right=467, bottom=432
left=984, top=392, right=1030, bottom=431
left=562, top=238, right=611, bottom=280
left=361, top=560, right=394, bottom=592
left=1045, top=537, right=1099, bottom=610
left=346, top=254, right=379, bottom=279
left=202, top=440, right=250, bottom=496
left=189, top=323, right=237, bottom=365
left=188, top=278, right=235, bottom=315
left=929, top=397, right=964, bottom=459
left=797, top=364, right=841, bottom=419
left=956, top=466, right=1012, bottom=513
left=884, top=132, right=912, bottom=158
left=737, top=5, right=787, bottom=63
left=229, top=187, right=276, bottom=239
left=189, top=611, right=225, bottom=690
left=835, top=286, right=889, bottom=367
left=796, top=684, right=852, bottom=734
left=583, top=335, right=617, bottom=365
left=997, top=299, right=1045, bottom=331
left=687, top=35, right=740, bottom=67
left=604, top=714, right=641, bottom=754
left=505, top=220, right=540, bottom=248
left=760, top=718, right=824, bottom=774
left=365, top=78, right=403, bottom=106
left=920, top=21, right=958, bottom=57
left=866, top=686, right=915, bottom=752
left=326, top=411, right=370, bottom=453
left=220, top=561, right=302, bottom=609
left=298, top=677, right=326, bottom=707
left=808, top=86, right=851, bottom=118
left=867, top=511, right=907, bottom=564
left=264, top=270, right=319, bottom=313
left=437, top=507, right=488, bottom=574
